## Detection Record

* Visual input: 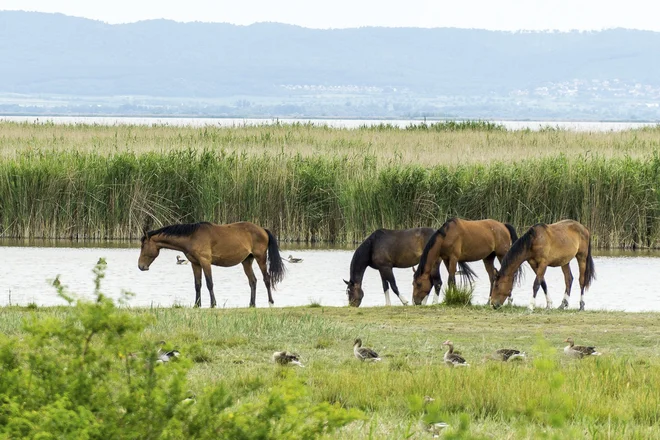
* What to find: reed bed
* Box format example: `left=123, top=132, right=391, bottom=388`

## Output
left=1, top=148, right=659, bottom=247
left=2, top=120, right=660, bottom=165
left=1, top=121, right=660, bottom=246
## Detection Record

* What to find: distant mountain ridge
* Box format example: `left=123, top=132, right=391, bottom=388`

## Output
left=1, top=11, right=659, bottom=119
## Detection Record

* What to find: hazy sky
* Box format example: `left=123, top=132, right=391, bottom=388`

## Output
left=2, top=0, right=659, bottom=31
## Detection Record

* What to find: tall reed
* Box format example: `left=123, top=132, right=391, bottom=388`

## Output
left=1, top=148, right=659, bottom=247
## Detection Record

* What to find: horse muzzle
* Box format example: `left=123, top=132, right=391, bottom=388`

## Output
left=138, top=264, right=149, bottom=271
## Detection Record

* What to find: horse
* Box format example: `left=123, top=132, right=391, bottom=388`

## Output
left=411, top=218, right=520, bottom=305
left=138, top=221, right=286, bottom=308
left=490, top=219, right=595, bottom=311
left=344, top=228, right=443, bottom=307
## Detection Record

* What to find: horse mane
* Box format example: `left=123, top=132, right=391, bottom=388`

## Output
left=143, top=222, right=211, bottom=242
left=415, top=218, right=456, bottom=278
left=500, top=224, right=543, bottom=281
left=349, top=230, right=384, bottom=282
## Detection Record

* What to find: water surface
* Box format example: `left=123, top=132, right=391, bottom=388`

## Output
left=1, top=116, right=656, bottom=132
left=1, top=243, right=658, bottom=312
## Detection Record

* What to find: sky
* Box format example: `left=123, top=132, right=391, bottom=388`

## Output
left=2, top=0, right=659, bottom=32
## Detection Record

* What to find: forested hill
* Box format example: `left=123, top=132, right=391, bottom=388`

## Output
left=2, top=11, right=659, bottom=97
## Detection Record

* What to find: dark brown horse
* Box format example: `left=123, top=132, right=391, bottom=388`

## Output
left=490, top=219, right=595, bottom=310
left=344, top=228, right=442, bottom=307
left=412, top=218, right=520, bottom=305
left=138, top=221, right=285, bottom=308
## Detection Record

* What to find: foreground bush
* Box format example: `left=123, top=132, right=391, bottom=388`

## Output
left=0, top=259, right=361, bottom=439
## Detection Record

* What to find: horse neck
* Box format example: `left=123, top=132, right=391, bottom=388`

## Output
left=151, top=234, right=189, bottom=253
left=501, top=247, right=531, bottom=278
left=422, top=234, right=443, bottom=275
left=349, top=247, right=370, bottom=285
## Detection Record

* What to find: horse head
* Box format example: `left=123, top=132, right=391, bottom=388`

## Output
left=490, top=269, right=514, bottom=309
left=138, top=233, right=160, bottom=271
left=411, top=272, right=433, bottom=305
left=344, top=279, right=364, bottom=307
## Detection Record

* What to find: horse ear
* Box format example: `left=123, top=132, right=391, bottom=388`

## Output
left=411, top=266, right=417, bottom=273
left=343, top=279, right=350, bottom=286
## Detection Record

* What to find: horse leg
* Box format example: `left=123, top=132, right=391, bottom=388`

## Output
left=483, top=253, right=497, bottom=305
left=528, top=261, right=548, bottom=310
left=559, top=264, right=573, bottom=310
left=380, top=267, right=408, bottom=305
left=430, top=265, right=442, bottom=305
left=191, top=263, right=203, bottom=308
left=201, top=263, right=217, bottom=308
left=256, top=256, right=274, bottom=307
left=577, top=256, right=587, bottom=311
left=384, top=268, right=408, bottom=305
left=447, top=258, right=458, bottom=287
left=241, top=256, right=258, bottom=308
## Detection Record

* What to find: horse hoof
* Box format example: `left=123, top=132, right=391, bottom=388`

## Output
left=579, top=301, right=585, bottom=311
left=268, top=302, right=274, bottom=308
left=528, top=304, right=535, bottom=311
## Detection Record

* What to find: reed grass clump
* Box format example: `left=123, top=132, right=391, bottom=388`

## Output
left=1, top=147, right=659, bottom=247
left=442, top=284, right=474, bottom=306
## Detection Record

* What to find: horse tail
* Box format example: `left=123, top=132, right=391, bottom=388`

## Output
left=265, top=229, right=286, bottom=288
left=584, top=236, right=596, bottom=289
left=457, top=261, right=478, bottom=284
left=504, top=223, right=518, bottom=243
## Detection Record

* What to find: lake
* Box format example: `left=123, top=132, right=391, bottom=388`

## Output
left=1, top=241, right=658, bottom=312
left=1, top=116, right=657, bottom=132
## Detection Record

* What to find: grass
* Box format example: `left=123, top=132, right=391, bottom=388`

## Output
left=1, top=304, right=660, bottom=438
left=1, top=121, right=660, bottom=246
left=442, top=284, right=474, bottom=306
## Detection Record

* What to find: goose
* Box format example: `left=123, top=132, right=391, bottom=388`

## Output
left=493, top=348, right=526, bottom=362
left=157, top=341, right=180, bottom=363
left=176, top=255, right=188, bottom=265
left=353, top=338, right=381, bottom=361
left=427, top=422, right=450, bottom=437
left=564, top=338, right=601, bottom=358
left=442, top=340, right=469, bottom=367
left=182, top=391, right=196, bottom=405
left=272, top=351, right=305, bottom=367
left=287, top=254, right=303, bottom=263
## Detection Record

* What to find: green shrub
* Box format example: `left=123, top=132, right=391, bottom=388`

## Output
left=0, top=259, right=362, bottom=439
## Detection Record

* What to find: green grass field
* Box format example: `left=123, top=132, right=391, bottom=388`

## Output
left=2, top=303, right=659, bottom=439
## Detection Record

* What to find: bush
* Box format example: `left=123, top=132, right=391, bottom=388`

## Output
left=0, top=259, right=362, bottom=439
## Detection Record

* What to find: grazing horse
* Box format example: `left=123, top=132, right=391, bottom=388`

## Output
left=412, top=218, right=520, bottom=305
left=344, top=228, right=442, bottom=307
left=490, top=220, right=595, bottom=310
left=138, top=221, right=286, bottom=308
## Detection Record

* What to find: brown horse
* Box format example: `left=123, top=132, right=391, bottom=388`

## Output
left=344, top=228, right=442, bottom=307
left=490, top=220, right=595, bottom=310
left=138, top=221, right=285, bottom=308
left=412, top=218, right=520, bottom=305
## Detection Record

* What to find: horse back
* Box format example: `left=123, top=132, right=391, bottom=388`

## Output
left=446, top=218, right=510, bottom=259
left=370, top=227, right=437, bottom=267
left=205, top=222, right=269, bottom=258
